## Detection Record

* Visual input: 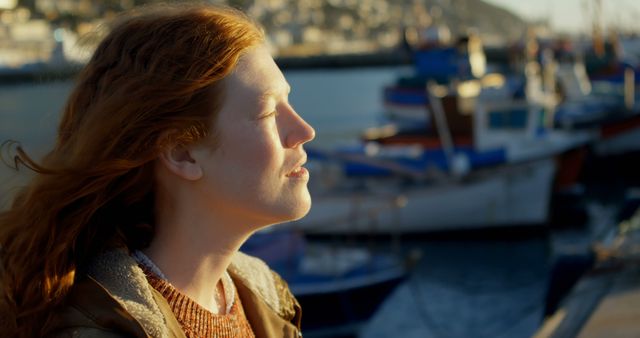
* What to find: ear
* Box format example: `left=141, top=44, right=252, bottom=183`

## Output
left=157, top=142, right=203, bottom=181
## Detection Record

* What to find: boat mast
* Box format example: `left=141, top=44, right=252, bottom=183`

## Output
left=592, top=0, right=604, bottom=57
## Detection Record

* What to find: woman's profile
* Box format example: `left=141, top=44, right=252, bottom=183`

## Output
left=0, top=3, right=314, bottom=337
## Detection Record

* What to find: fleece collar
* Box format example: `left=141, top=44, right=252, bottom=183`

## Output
left=86, top=249, right=284, bottom=338
left=87, top=250, right=169, bottom=338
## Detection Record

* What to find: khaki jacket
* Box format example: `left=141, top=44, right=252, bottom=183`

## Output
left=45, top=250, right=302, bottom=338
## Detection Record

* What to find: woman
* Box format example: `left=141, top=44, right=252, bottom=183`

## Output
left=0, top=3, right=314, bottom=337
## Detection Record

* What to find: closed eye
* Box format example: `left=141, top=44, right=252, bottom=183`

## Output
left=258, top=110, right=278, bottom=120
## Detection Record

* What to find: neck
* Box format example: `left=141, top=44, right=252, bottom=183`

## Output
left=144, top=200, right=254, bottom=313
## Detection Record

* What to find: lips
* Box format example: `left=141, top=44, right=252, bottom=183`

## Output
left=286, top=166, right=308, bottom=178
left=286, top=156, right=308, bottom=178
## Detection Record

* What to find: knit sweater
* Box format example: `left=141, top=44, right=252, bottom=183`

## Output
left=142, top=266, right=255, bottom=338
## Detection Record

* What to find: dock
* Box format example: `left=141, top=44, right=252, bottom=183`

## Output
left=535, top=207, right=640, bottom=338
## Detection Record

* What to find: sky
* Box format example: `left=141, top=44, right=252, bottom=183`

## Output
left=484, top=0, right=640, bottom=34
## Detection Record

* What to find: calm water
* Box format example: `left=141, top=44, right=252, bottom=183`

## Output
left=1, top=67, right=559, bottom=337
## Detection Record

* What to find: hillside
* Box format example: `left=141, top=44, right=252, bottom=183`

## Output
left=426, top=0, right=528, bottom=43
left=14, top=0, right=529, bottom=52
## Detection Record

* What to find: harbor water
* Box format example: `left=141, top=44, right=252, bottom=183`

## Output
left=0, top=67, right=611, bottom=337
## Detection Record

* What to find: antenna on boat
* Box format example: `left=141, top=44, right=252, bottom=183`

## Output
left=592, top=0, right=605, bottom=57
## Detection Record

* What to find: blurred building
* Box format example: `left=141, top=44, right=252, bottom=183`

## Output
left=1, top=0, right=533, bottom=66
left=0, top=7, right=53, bottom=67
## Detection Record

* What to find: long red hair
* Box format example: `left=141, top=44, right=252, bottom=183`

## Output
left=0, top=4, right=264, bottom=336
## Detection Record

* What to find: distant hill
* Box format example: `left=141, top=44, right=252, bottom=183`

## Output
left=247, top=0, right=529, bottom=50
left=419, top=0, right=528, bottom=44
left=16, top=0, right=529, bottom=48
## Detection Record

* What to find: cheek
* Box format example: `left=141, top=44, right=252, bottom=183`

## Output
left=223, top=137, right=283, bottom=210
left=227, top=126, right=282, bottom=181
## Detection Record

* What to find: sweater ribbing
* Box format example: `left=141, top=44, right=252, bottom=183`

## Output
left=141, top=265, right=256, bottom=338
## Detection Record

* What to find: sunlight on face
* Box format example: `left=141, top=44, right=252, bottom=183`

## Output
left=191, top=45, right=316, bottom=229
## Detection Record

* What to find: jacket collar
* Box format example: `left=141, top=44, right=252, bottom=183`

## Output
left=84, top=249, right=300, bottom=337
left=87, top=249, right=170, bottom=338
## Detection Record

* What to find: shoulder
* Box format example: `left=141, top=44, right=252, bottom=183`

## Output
left=229, top=251, right=300, bottom=323
left=45, top=276, right=150, bottom=338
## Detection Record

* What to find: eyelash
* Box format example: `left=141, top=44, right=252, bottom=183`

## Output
left=264, top=110, right=278, bottom=118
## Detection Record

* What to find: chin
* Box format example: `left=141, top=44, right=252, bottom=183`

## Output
left=272, top=194, right=312, bottom=224
left=287, top=197, right=313, bottom=221
left=288, top=203, right=311, bottom=222
left=294, top=191, right=312, bottom=218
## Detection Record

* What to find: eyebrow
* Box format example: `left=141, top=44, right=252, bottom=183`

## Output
left=259, top=84, right=291, bottom=103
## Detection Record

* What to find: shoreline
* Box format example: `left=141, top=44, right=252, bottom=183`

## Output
left=0, top=46, right=516, bottom=85
left=0, top=50, right=416, bottom=85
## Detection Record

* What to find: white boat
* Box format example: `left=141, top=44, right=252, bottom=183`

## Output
left=242, top=229, right=407, bottom=335
left=278, top=78, right=597, bottom=234
left=278, top=48, right=640, bottom=235
left=282, top=157, right=556, bottom=234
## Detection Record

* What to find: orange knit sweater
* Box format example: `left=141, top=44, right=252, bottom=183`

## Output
left=142, top=267, right=256, bottom=338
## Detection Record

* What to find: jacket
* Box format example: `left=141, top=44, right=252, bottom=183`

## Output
left=45, top=249, right=302, bottom=337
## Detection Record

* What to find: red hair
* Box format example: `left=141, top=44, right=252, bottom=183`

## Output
left=0, top=4, right=264, bottom=336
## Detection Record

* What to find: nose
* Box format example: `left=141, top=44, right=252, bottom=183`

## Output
left=282, top=105, right=315, bottom=148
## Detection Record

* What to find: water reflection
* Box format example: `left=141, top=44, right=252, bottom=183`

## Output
left=363, top=236, right=549, bottom=338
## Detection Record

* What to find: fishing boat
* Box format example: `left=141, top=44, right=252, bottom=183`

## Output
left=285, top=107, right=594, bottom=235
left=241, top=229, right=408, bottom=336
left=560, top=27, right=640, bottom=156
left=278, top=36, right=624, bottom=235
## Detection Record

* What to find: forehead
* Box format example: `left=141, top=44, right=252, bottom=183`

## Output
left=225, top=45, right=289, bottom=99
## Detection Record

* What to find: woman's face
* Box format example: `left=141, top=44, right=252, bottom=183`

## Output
left=191, top=45, right=315, bottom=228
